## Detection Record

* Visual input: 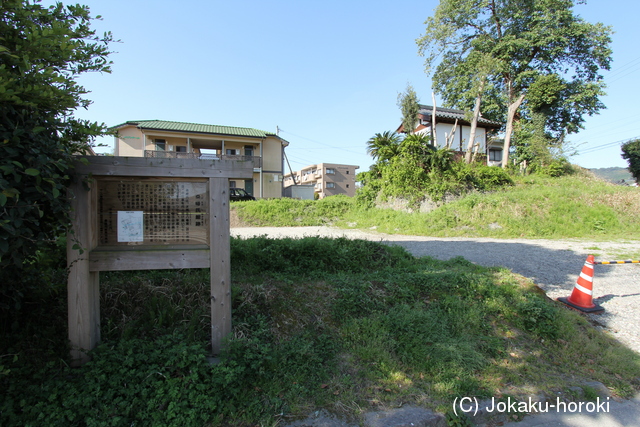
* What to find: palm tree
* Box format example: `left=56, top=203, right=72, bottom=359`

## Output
left=366, top=131, right=401, bottom=163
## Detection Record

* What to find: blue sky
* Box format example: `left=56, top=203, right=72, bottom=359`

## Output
left=69, top=0, right=640, bottom=172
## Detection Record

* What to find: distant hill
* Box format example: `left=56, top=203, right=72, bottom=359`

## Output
left=589, top=167, right=634, bottom=183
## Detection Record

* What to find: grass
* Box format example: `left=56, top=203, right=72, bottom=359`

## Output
left=2, top=237, right=640, bottom=426
left=608, top=250, right=640, bottom=261
left=233, top=174, right=640, bottom=240
left=232, top=195, right=354, bottom=227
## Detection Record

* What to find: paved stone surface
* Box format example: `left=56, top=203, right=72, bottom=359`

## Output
left=501, top=392, right=640, bottom=427
left=284, top=406, right=446, bottom=427
left=364, top=406, right=446, bottom=427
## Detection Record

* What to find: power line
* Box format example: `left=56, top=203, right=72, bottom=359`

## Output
left=572, top=123, right=640, bottom=147
left=577, top=136, right=640, bottom=155
left=283, top=152, right=322, bottom=168
left=279, top=129, right=366, bottom=156
left=601, top=56, right=640, bottom=83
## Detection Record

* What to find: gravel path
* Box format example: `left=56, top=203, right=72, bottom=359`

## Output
left=231, top=226, right=640, bottom=354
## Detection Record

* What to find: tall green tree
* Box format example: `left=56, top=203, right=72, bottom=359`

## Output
left=417, top=0, right=612, bottom=168
left=397, top=84, right=420, bottom=135
left=621, top=139, right=640, bottom=183
left=366, top=131, right=401, bottom=163
left=0, top=0, right=114, bottom=310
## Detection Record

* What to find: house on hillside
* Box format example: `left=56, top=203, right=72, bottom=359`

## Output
left=283, top=163, right=359, bottom=199
left=111, top=120, right=289, bottom=199
left=398, top=105, right=504, bottom=166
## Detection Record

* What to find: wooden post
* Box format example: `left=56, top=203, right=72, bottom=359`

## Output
left=67, top=177, right=100, bottom=365
left=209, top=178, right=232, bottom=354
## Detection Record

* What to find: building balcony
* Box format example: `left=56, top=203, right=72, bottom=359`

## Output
left=144, top=150, right=262, bottom=168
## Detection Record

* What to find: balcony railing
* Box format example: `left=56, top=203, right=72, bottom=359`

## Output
left=144, top=151, right=262, bottom=168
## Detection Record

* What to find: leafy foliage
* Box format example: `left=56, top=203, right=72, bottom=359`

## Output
left=418, top=0, right=613, bottom=167
left=397, top=83, right=420, bottom=135
left=621, top=138, right=640, bottom=183
left=365, top=130, right=401, bottom=163
left=0, top=0, right=114, bottom=317
left=358, top=131, right=514, bottom=207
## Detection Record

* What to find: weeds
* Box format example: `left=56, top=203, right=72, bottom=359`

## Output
left=2, top=237, right=640, bottom=426
left=234, top=194, right=354, bottom=227
left=232, top=174, right=640, bottom=240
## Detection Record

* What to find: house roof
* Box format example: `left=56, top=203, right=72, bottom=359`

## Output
left=417, top=105, right=502, bottom=129
left=111, top=120, right=279, bottom=139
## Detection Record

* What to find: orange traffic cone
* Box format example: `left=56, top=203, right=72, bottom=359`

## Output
left=558, top=255, right=604, bottom=313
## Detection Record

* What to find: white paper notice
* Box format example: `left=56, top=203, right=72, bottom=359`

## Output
left=117, top=211, right=144, bottom=242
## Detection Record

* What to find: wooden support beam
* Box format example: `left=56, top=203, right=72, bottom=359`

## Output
left=89, top=247, right=210, bottom=271
left=67, top=177, right=100, bottom=365
left=73, top=156, right=254, bottom=179
left=209, top=178, right=231, bottom=355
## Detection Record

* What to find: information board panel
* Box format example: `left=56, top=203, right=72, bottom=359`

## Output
left=97, top=178, right=209, bottom=246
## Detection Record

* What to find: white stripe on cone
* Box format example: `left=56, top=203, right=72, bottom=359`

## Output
left=579, top=272, right=593, bottom=282
left=574, top=283, right=593, bottom=295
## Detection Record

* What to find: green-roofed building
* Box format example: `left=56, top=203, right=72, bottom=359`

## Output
left=111, top=120, right=290, bottom=199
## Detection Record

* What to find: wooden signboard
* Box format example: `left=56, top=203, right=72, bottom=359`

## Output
left=67, top=157, right=254, bottom=364
left=96, top=178, right=209, bottom=246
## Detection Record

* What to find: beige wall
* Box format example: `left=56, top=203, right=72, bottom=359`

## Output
left=116, top=128, right=193, bottom=156
left=114, top=127, right=144, bottom=156
left=319, top=163, right=358, bottom=198
left=262, top=136, right=284, bottom=171
left=223, top=142, right=257, bottom=156
left=261, top=173, right=283, bottom=198
left=155, top=136, right=189, bottom=152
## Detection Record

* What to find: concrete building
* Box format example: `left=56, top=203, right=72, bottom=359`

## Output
left=284, top=163, right=359, bottom=199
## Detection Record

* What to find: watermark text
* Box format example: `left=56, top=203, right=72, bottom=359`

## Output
left=452, top=396, right=610, bottom=417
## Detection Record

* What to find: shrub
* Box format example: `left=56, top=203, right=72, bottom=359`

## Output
left=621, top=138, right=640, bottom=183
left=468, top=165, right=514, bottom=190
left=537, top=159, right=574, bottom=177
left=1, top=0, right=114, bottom=320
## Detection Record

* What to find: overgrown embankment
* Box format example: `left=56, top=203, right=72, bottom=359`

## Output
left=233, top=174, right=640, bottom=240
left=2, top=237, right=639, bottom=426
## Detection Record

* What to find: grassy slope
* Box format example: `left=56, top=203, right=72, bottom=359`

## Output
left=234, top=174, right=640, bottom=240
left=3, top=238, right=640, bottom=426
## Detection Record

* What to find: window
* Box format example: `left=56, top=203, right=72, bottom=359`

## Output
left=346, top=184, right=350, bottom=188
left=346, top=170, right=350, bottom=174
left=326, top=168, right=335, bottom=174
left=326, top=182, right=335, bottom=188
left=154, top=139, right=166, bottom=151
left=489, top=150, right=502, bottom=162
left=226, top=149, right=238, bottom=156
left=176, top=146, right=187, bottom=153
left=229, top=181, right=236, bottom=188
